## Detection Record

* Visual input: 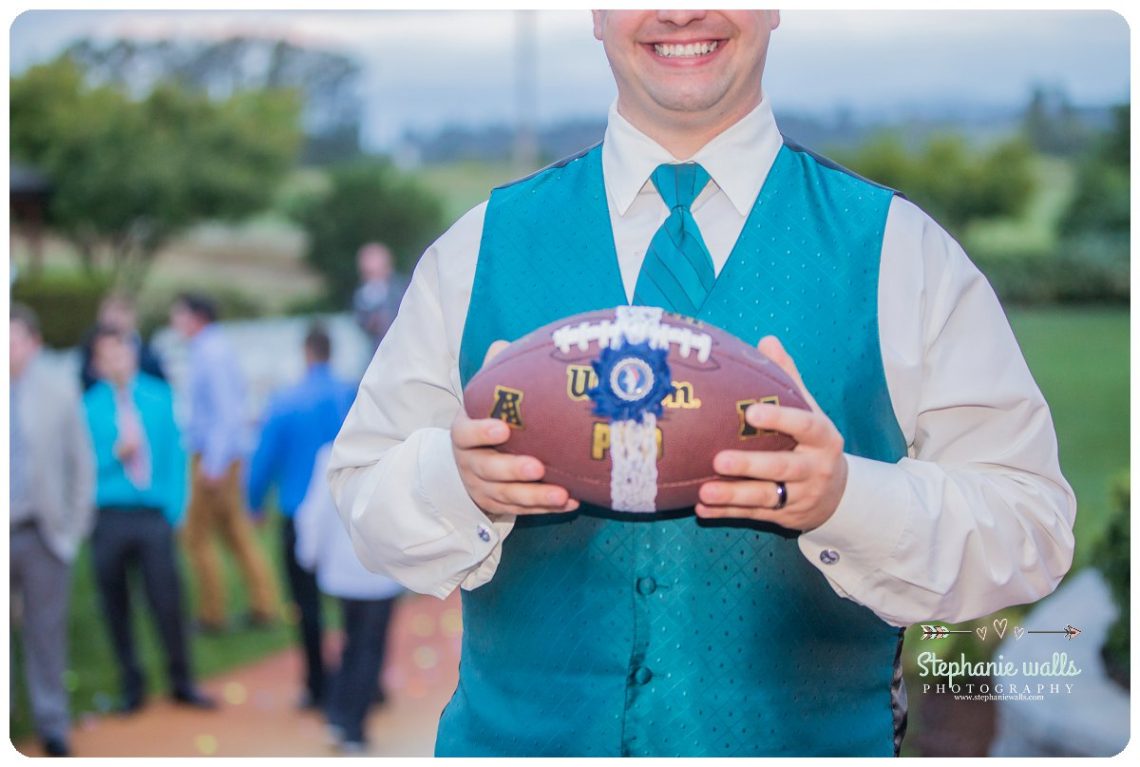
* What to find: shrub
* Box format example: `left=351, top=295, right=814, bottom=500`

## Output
left=11, top=273, right=110, bottom=348
left=285, top=159, right=445, bottom=306
left=971, top=234, right=1129, bottom=306
left=1093, top=472, right=1129, bottom=688
left=835, top=133, right=1035, bottom=239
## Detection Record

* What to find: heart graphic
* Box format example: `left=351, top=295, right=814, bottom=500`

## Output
left=975, top=626, right=988, bottom=641
left=1014, top=626, right=1026, bottom=640
left=993, top=618, right=1008, bottom=639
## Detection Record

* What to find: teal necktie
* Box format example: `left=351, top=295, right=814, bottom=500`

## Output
left=632, top=162, right=715, bottom=315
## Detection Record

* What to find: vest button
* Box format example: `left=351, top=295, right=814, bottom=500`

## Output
left=636, top=576, right=657, bottom=595
left=632, top=666, right=653, bottom=685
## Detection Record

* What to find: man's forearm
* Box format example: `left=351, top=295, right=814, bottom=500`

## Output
left=799, top=453, right=1075, bottom=626
left=328, top=425, right=512, bottom=598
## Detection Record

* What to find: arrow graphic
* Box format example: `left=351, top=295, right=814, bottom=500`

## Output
left=920, top=624, right=973, bottom=640
left=1026, top=624, right=1082, bottom=640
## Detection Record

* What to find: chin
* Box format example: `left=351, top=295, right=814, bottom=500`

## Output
left=650, top=88, right=731, bottom=116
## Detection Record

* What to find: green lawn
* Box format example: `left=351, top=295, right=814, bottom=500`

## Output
left=1006, top=306, right=1130, bottom=562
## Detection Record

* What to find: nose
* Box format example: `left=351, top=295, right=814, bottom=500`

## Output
left=656, top=9, right=708, bottom=27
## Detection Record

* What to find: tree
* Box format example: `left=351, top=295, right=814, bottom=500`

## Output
left=1060, top=104, right=1129, bottom=237
left=836, top=133, right=1035, bottom=238
left=286, top=160, right=445, bottom=305
left=1021, top=85, right=1090, bottom=157
left=64, top=36, right=363, bottom=164
left=10, top=56, right=302, bottom=290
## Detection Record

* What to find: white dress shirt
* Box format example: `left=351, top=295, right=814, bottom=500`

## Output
left=328, top=99, right=1076, bottom=627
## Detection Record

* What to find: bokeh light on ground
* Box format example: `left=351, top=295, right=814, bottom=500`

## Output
left=194, top=734, right=218, bottom=755
left=223, top=682, right=247, bottom=705
left=412, top=645, right=438, bottom=670
left=440, top=608, right=462, bottom=637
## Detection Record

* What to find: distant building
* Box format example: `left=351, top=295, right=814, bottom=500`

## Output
left=10, top=163, right=53, bottom=279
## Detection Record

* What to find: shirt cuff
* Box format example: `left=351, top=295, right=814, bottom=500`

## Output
left=797, top=454, right=909, bottom=595
left=418, top=429, right=516, bottom=597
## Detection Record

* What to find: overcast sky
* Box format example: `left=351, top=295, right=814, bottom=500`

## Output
left=8, top=9, right=1131, bottom=151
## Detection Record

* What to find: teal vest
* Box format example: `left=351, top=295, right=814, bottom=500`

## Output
left=440, top=142, right=908, bottom=757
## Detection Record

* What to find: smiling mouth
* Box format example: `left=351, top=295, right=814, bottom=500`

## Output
left=651, top=40, right=722, bottom=59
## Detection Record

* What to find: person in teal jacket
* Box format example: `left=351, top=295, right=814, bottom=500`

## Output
left=83, top=325, right=215, bottom=714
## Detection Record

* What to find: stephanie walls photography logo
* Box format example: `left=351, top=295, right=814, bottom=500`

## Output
left=916, top=620, right=1083, bottom=702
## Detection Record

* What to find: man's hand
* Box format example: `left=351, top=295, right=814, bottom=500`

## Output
left=452, top=340, right=580, bottom=517
left=696, top=336, right=848, bottom=532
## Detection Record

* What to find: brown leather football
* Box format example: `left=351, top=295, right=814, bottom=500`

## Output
left=463, top=306, right=810, bottom=512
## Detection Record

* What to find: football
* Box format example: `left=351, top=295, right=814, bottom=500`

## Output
left=462, top=306, right=810, bottom=513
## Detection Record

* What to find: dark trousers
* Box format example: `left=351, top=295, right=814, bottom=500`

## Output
left=326, top=597, right=396, bottom=743
left=282, top=516, right=324, bottom=702
left=91, top=507, right=193, bottom=702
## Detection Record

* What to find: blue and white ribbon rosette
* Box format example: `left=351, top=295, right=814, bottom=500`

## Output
left=586, top=307, right=674, bottom=512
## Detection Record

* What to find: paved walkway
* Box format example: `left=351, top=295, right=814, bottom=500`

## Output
left=13, top=593, right=462, bottom=757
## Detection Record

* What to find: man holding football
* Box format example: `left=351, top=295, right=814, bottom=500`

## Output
left=330, top=10, right=1074, bottom=756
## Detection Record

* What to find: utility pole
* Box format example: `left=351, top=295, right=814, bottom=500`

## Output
left=513, top=10, right=539, bottom=172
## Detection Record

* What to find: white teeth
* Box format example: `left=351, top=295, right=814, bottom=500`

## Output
left=653, top=40, right=718, bottom=58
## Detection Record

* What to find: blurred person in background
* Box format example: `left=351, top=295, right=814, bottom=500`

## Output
left=352, top=242, right=407, bottom=352
left=169, top=291, right=280, bottom=634
left=295, top=443, right=402, bottom=754
left=78, top=292, right=166, bottom=392
left=83, top=326, right=217, bottom=715
left=9, top=303, right=95, bottom=757
left=247, top=324, right=357, bottom=711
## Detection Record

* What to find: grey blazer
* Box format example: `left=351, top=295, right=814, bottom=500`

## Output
left=12, top=358, right=95, bottom=562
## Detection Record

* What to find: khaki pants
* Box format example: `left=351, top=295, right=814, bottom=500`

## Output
left=183, top=456, right=278, bottom=626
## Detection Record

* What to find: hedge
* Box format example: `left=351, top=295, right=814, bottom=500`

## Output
left=11, top=273, right=110, bottom=349
left=972, top=234, right=1129, bottom=306
left=1094, top=472, right=1130, bottom=688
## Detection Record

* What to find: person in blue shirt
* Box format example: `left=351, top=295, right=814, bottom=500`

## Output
left=170, top=291, right=280, bottom=633
left=83, top=325, right=216, bottom=714
left=247, top=323, right=357, bottom=710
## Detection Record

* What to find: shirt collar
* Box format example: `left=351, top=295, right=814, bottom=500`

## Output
left=190, top=322, right=219, bottom=351
left=111, top=376, right=139, bottom=400
left=602, top=97, right=783, bottom=218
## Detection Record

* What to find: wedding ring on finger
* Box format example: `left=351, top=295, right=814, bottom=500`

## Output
left=772, top=481, right=788, bottom=510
